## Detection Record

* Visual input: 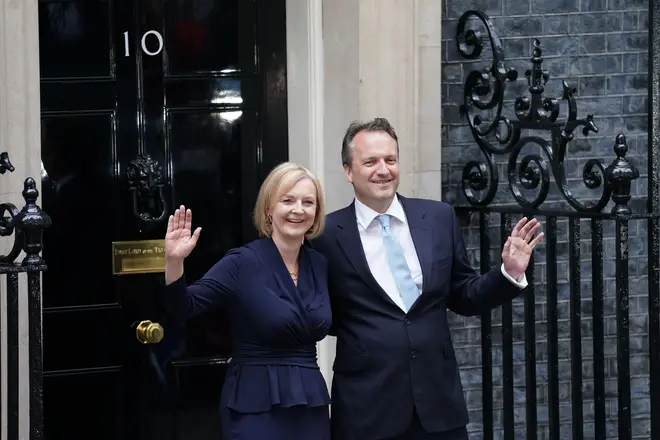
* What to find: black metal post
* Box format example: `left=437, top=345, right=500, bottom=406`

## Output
left=0, top=167, right=50, bottom=440
left=12, top=177, right=51, bottom=440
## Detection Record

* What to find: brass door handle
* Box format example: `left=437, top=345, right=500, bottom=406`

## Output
left=135, top=320, right=164, bottom=344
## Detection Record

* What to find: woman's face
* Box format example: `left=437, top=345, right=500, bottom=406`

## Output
left=269, top=177, right=317, bottom=241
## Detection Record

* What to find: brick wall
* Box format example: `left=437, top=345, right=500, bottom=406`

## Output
left=441, top=0, right=650, bottom=438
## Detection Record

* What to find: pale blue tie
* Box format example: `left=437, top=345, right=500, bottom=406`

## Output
left=377, top=214, right=420, bottom=312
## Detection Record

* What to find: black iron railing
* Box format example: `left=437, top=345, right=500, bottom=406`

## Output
left=452, top=7, right=659, bottom=440
left=0, top=156, right=51, bottom=440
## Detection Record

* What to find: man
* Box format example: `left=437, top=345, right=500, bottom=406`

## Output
left=312, top=118, right=543, bottom=440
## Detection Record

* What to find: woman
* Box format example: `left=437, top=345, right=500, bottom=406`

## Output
left=164, top=162, right=331, bottom=440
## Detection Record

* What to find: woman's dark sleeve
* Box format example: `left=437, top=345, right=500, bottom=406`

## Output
left=164, top=248, right=243, bottom=320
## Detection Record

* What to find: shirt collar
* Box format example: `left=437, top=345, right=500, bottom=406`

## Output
left=354, top=195, right=407, bottom=230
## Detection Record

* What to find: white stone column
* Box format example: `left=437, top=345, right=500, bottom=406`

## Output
left=288, top=0, right=442, bottom=392
left=416, top=0, right=443, bottom=200
left=286, top=0, right=337, bottom=388
left=286, top=0, right=325, bottom=186
left=322, top=0, right=442, bottom=203
left=357, top=0, right=418, bottom=196
left=0, top=0, right=42, bottom=439
left=322, top=0, right=361, bottom=210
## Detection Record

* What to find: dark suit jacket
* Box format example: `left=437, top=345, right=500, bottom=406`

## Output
left=312, top=195, right=524, bottom=440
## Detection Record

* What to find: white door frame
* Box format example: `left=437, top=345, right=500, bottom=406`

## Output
left=285, top=0, right=336, bottom=387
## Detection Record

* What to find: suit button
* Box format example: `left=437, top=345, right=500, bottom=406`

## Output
left=411, top=351, right=417, bottom=359
left=404, top=319, right=411, bottom=325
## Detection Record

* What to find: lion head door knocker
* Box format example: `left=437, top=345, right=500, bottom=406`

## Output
left=126, top=154, right=167, bottom=223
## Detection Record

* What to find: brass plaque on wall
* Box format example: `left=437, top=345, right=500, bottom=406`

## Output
left=112, top=240, right=166, bottom=275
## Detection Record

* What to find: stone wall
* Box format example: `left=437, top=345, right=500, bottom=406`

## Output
left=442, top=0, right=650, bottom=438
left=322, top=0, right=443, bottom=209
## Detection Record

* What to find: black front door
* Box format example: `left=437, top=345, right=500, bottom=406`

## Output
left=38, top=1, right=287, bottom=439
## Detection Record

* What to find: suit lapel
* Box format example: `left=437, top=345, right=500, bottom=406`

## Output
left=399, top=196, right=433, bottom=293
left=334, top=203, right=399, bottom=308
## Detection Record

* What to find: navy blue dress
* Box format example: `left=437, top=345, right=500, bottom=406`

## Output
left=165, top=237, right=332, bottom=440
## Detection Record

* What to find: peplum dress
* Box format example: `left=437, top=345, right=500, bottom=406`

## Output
left=165, top=237, right=332, bottom=440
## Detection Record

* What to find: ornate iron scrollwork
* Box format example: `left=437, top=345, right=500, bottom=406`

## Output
left=126, top=154, right=167, bottom=223
left=456, top=10, right=638, bottom=213
left=0, top=201, right=23, bottom=264
left=0, top=153, right=20, bottom=263
left=0, top=152, right=51, bottom=266
left=0, top=152, right=15, bottom=174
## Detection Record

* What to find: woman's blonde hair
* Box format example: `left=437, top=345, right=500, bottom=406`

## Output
left=253, top=162, right=326, bottom=240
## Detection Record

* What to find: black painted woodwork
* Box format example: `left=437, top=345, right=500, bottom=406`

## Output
left=38, top=1, right=288, bottom=439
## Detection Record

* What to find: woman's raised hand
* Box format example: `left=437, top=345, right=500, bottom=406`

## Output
left=165, top=205, right=202, bottom=261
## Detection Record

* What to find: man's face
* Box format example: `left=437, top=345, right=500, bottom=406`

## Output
left=344, top=130, right=400, bottom=213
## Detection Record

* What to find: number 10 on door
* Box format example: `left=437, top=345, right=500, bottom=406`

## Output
left=123, top=31, right=164, bottom=57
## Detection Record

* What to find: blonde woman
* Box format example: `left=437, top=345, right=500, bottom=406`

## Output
left=163, top=162, right=330, bottom=440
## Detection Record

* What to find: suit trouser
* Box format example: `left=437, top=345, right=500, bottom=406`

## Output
left=382, top=409, right=469, bottom=440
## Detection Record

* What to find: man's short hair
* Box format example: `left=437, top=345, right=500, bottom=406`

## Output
left=341, top=117, right=399, bottom=167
